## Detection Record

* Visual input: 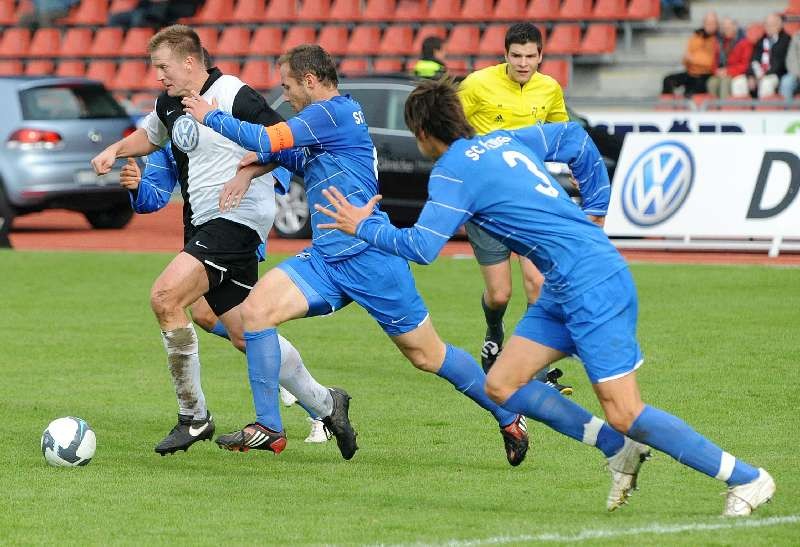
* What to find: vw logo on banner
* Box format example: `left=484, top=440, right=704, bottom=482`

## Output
left=172, top=114, right=199, bottom=153
left=621, top=141, right=694, bottom=226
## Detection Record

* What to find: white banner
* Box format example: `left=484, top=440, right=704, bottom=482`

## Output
left=582, top=111, right=800, bottom=136
left=605, top=135, right=800, bottom=238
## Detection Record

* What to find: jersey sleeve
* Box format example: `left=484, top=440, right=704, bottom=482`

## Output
left=271, top=166, right=292, bottom=195
left=130, top=146, right=177, bottom=213
left=512, top=122, right=610, bottom=216
left=141, top=109, right=169, bottom=147
left=355, top=166, right=472, bottom=264
left=457, top=75, right=480, bottom=121
left=545, top=85, right=569, bottom=123
left=231, top=85, right=284, bottom=126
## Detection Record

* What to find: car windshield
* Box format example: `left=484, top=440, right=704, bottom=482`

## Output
left=19, top=84, right=127, bottom=120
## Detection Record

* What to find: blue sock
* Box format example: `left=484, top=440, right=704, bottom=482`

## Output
left=437, top=344, right=517, bottom=427
left=243, top=328, right=283, bottom=432
left=628, top=405, right=759, bottom=486
left=209, top=321, right=229, bottom=339
left=503, top=380, right=624, bottom=457
left=297, top=400, right=319, bottom=420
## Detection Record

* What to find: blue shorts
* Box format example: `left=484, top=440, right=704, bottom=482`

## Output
left=514, top=268, right=643, bottom=384
left=278, top=246, right=429, bottom=336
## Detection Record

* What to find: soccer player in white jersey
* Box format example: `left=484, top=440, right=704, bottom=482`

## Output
left=91, top=25, right=353, bottom=455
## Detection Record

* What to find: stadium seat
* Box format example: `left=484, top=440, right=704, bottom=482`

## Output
left=189, top=0, right=235, bottom=24
left=412, top=25, right=448, bottom=53
left=0, top=28, right=30, bottom=59
left=90, top=28, right=124, bottom=58
left=297, top=0, right=331, bottom=21
left=446, top=25, right=481, bottom=56
left=689, top=92, right=712, bottom=110
left=492, top=0, right=526, bottom=20
left=130, top=91, right=157, bottom=112
left=546, top=24, right=582, bottom=55
left=755, top=95, right=787, bottom=111
left=328, top=0, right=360, bottom=22
left=347, top=25, right=382, bottom=56
left=215, top=26, right=251, bottom=58
left=362, top=0, right=395, bottom=22
left=56, top=60, right=86, bottom=77
left=110, top=60, right=148, bottom=91
left=317, top=25, right=350, bottom=56
left=0, top=0, right=17, bottom=26
left=625, top=0, right=660, bottom=20
left=539, top=58, right=569, bottom=87
left=25, top=60, right=54, bottom=75
left=473, top=56, right=501, bottom=70
left=109, top=0, right=139, bottom=16
left=15, top=0, right=33, bottom=21
left=119, top=28, right=154, bottom=58
left=655, top=93, right=684, bottom=111
left=717, top=97, right=753, bottom=111
left=85, top=60, right=118, bottom=86
left=479, top=24, right=508, bottom=56
left=427, top=0, right=462, bottom=22
left=240, top=59, right=278, bottom=90
left=786, top=21, right=800, bottom=37
left=591, top=0, right=627, bottom=20
left=394, top=0, right=427, bottom=21
left=195, top=27, right=219, bottom=56
left=215, top=59, right=241, bottom=76
left=230, top=0, right=267, bottom=23
left=283, top=26, right=317, bottom=50
left=559, top=0, right=593, bottom=20
left=445, top=57, right=468, bottom=75
left=27, top=28, right=61, bottom=58
left=459, top=0, right=493, bottom=22
left=580, top=24, right=616, bottom=54
left=379, top=25, right=415, bottom=56
left=60, top=28, right=93, bottom=58
left=248, top=27, right=284, bottom=56
left=59, top=0, right=107, bottom=25
left=527, top=0, right=561, bottom=20
left=373, top=58, right=404, bottom=73
left=788, top=0, right=800, bottom=16
left=338, top=57, right=368, bottom=75
left=0, top=60, right=22, bottom=75
left=265, top=0, right=297, bottom=21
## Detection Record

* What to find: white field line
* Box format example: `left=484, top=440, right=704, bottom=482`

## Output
left=377, top=515, right=800, bottom=546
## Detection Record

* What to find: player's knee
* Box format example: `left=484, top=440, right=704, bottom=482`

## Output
left=406, top=349, right=439, bottom=373
left=485, top=374, right=512, bottom=405
left=150, top=286, right=177, bottom=318
left=240, top=296, right=275, bottom=327
left=229, top=334, right=246, bottom=352
left=604, top=408, right=638, bottom=435
left=485, top=287, right=511, bottom=308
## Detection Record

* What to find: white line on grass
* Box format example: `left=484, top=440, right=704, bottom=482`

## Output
left=384, top=515, right=800, bottom=546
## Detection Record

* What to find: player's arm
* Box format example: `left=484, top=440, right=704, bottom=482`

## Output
left=125, top=146, right=178, bottom=213
left=457, top=76, right=479, bottom=120
left=545, top=85, right=569, bottom=123
left=513, top=122, right=610, bottom=219
left=91, top=110, right=164, bottom=175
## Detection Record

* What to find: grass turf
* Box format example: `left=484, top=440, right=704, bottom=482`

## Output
left=0, top=250, right=798, bottom=545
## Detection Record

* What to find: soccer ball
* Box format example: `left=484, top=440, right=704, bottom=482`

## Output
left=41, top=417, right=96, bottom=467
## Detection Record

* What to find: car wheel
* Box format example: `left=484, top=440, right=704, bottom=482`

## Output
left=273, top=179, right=311, bottom=239
left=0, top=185, right=15, bottom=248
left=84, top=204, right=134, bottom=230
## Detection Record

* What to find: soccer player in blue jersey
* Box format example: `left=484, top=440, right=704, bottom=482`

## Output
left=181, top=44, right=529, bottom=463
left=314, top=77, right=775, bottom=516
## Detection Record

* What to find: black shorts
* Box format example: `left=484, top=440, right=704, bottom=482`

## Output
left=183, top=218, right=261, bottom=316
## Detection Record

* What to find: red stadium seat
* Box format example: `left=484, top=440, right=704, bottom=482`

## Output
left=539, top=58, right=569, bottom=87
left=785, top=21, right=800, bottom=36
left=60, top=28, right=93, bottom=58
left=317, top=25, right=350, bottom=56
left=240, top=59, right=279, bottom=90
left=0, top=60, right=22, bottom=75
left=328, top=0, right=360, bottom=21
left=412, top=25, right=448, bottom=53
left=25, top=60, right=54, bottom=75
left=214, top=59, right=241, bottom=76
left=379, top=25, right=415, bottom=56
left=85, top=60, right=118, bottom=86
left=717, top=97, right=753, bottom=111
left=283, top=26, right=317, bottom=50
left=559, top=0, right=593, bottom=19
left=297, top=0, right=331, bottom=21
left=56, top=60, right=86, bottom=77
left=625, top=0, right=660, bottom=20
left=90, top=28, right=124, bottom=58
left=459, top=0, right=493, bottom=22
left=109, top=0, right=139, bottom=16
left=445, top=57, right=468, bottom=75
left=130, top=92, right=158, bottom=112
left=346, top=25, right=382, bottom=56
left=0, top=28, right=30, bottom=59
left=216, top=26, right=251, bottom=58
left=248, top=27, right=284, bottom=56
left=788, top=0, right=800, bottom=16
left=111, top=60, right=148, bottom=91
left=362, top=0, right=395, bottom=22
left=546, top=24, right=582, bottom=55
left=190, top=0, right=234, bottom=23
left=231, top=0, right=267, bottom=23
left=15, top=0, right=33, bottom=21
left=373, top=58, right=404, bottom=73
left=195, top=27, right=219, bottom=56
left=0, top=0, right=17, bottom=25
left=580, top=24, right=616, bottom=54
left=755, top=96, right=787, bottom=111
left=338, top=57, right=369, bottom=75
left=27, top=28, right=61, bottom=58
left=492, top=0, right=526, bottom=20
left=60, top=0, right=107, bottom=25
left=527, top=0, right=562, bottom=20
left=591, top=0, right=627, bottom=20
left=473, top=56, right=501, bottom=70
left=655, top=93, right=684, bottom=111
left=394, top=0, right=427, bottom=21
left=265, top=0, right=297, bottom=21
left=446, top=25, right=481, bottom=56
left=119, top=28, right=154, bottom=57
left=428, top=0, right=461, bottom=22
left=479, top=24, right=508, bottom=56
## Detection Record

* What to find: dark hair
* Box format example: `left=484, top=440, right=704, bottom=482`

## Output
left=404, top=77, right=475, bottom=144
left=504, top=22, right=543, bottom=52
left=147, top=24, right=203, bottom=63
left=278, top=44, right=338, bottom=87
left=421, top=36, right=444, bottom=58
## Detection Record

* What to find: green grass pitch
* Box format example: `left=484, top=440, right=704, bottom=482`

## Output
left=1, top=250, right=798, bottom=545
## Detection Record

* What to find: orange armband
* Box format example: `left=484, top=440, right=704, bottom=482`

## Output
left=266, top=122, right=294, bottom=152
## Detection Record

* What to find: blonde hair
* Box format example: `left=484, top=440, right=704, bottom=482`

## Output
left=148, top=24, right=203, bottom=63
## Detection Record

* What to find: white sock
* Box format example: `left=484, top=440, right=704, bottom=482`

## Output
left=162, top=324, right=207, bottom=420
left=277, top=335, right=333, bottom=418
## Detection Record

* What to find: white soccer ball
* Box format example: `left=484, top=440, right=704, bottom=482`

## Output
left=41, top=417, right=96, bottom=467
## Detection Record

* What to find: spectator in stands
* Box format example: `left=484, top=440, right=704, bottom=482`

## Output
left=20, top=0, right=78, bottom=28
left=779, top=28, right=800, bottom=100
left=707, top=18, right=750, bottom=100
left=413, top=37, right=447, bottom=79
left=109, top=0, right=200, bottom=28
left=731, top=13, right=790, bottom=98
left=661, top=11, right=719, bottom=97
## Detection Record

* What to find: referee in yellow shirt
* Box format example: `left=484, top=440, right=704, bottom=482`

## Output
left=458, top=22, right=572, bottom=394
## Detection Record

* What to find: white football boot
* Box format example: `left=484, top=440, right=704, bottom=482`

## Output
left=606, top=438, right=651, bottom=511
left=279, top=385, right=297, bottom=407
left=723, top=468, right=775, bottom=517
left=304, top=417, right=332, bottom=443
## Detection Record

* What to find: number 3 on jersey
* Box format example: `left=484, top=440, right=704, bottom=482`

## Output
left=502, top=150, right=559, bottom=198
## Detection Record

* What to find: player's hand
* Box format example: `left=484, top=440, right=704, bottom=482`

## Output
left=315, top=186, right=382, bottom=235
left=91, top=147, right=117, bottom=175
left=182, top=90, right=217, bottom=124
left=119, top=158, right=141, bottom=190
left=238, top=151, right=260, bottom=170
left=219, top=170, right=253, bottom=211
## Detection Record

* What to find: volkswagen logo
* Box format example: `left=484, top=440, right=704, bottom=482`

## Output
left=172, top=114, right=199, bottom=153
left=88, top=129, right=102, bottom=143
left=621, top=141, right=694, bottom=226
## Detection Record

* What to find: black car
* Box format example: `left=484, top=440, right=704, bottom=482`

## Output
left=268, top=76, right=620, bottom=239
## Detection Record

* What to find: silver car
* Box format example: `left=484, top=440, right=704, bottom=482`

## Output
left=0, top=76, right=137, bottom=242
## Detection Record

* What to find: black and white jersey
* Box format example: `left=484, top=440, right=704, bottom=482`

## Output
left=141, top=68, right=282, bottom=241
